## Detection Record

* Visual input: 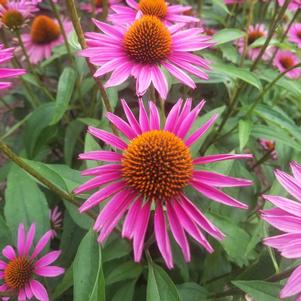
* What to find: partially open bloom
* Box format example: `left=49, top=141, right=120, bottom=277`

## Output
left=109, top=0, right=199, bottom=25
left=0, top=0, right=38, bottom=29
left=81, top=17, right=212, bottom=99
left=262, top=161, right=301, bottom=300
left=74, top=99, right=252, bottom=268
left=237, top=24, right=273, bottom=61
left=259, top=139, right=277, bottom=160
left=49, top=206, right=63, bottom=239
left=288, top=23, right=301, bottom=48
left=81, top=0, right=122, bottom=14
left=273, top=50, right=301, bottom=79
left=0, top=224, right=64, bottom=301
left=278, top=0, right=301, bottom=11
left=20, top=15, right=73, bottom=64
left=0, top=44, right=25, bottom=90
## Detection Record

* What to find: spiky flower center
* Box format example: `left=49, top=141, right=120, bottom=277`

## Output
left=122, top=130, right=193, bottom=200
left=4, top=256, right=34, bottom=289
left=123, top=16, right=172, bottom=64
left=31, top=15, right=61, bottom=44
left=247, top=30, right=264, bottom=45
left=1, top=9, right=24, bottom=29
left=138, top=0, right=168, bottom=18
left=0, top=0, right=7, bottom=6
left=94, top=0, right=102, bottom=7
left=279, top=56, right=295, bottom=69
left=297, top=29, right=301, bottom=39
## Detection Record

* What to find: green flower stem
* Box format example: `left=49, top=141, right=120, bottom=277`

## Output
left=0, top=141, right=97, bottom=220
left=250, top=0, right=290, bottom=71
left=101, top=0, right=109, bottom=20
left=0, top=98, right=13, bottom=110
left=65, top=0, right=118, bottom=134
left=250, top=148, right=274, bottom=171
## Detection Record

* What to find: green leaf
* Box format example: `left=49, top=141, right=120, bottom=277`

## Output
left=146, top=260, right=181, bottom=301
left=73, top=230, right=105, bottom=301
left=213, top=29, right=245, bottom=46
left=51, top=67, right=77, bottom=124
left=24, top=103, right=56, bottom=158
left=112, top=280, right=136, bottom=301
left=53, top=265, right=73, bottom=300
left=213, top=62, right=262, bottom=90
left=177, top=283, right=208, bottom=301
left=0, top=215, right=11, bottom=249
left=4, top=164, right=49, bottom=241
left=238, top=120, right=252, bottom=151
left=232, top=280, right=283, bottom=301
left=106, top=261, right=143, bottom=285
left=212, top=0, right=230, bottom=14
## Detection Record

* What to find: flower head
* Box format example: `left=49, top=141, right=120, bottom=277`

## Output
left=262, top=161, right=301, bottom=300
left=81, top=0, right=122, bottom=14
left=49, top=206, right=63, bottom=239
left=80, top=17, right=212, bottom=99
left=0, top=224, right=64, bottom=301
left=273, top=50, right=301, bottom=79
left=236, top=24, right=273, bottom=61
left=20, top=15, right=73, bottom=64
left=0, top=0, right=38, bottom=30
left=74, top=99, right=252, bottom=268
left=278, top=0, right=301, bottom=11
left=259, top=139, right=277, bottom=160
left=288, top=23, right=301, bottom=48
left=0, top=44, right=25, bottom=90
left=109, top=0, right=199, bottom=25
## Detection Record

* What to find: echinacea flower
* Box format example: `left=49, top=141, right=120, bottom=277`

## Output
left=81, top=0, right=122, bottom=14
left=259, top=139, right=277, bottom=160
left=0, top=44, right=25, bottom=90
left=20, top=15, right=73, bottom=64
left=236, top=24, right=273, bottom=61
left=108, top=0, right=199, bottom=25
left=262, top=161, right=301, bottom=300
left=49, top=206, right=63, bottom=238
left=273, top=50, right=301, bottom=79
left=0, top=223, right=64, bottom=301
left=74, top=98, right=252, bottom=268
left=0, top=0, right=38, bottom=30
left=288, top=23, right=301, bottom=48
left=80, top=16, right=212, bottom=99
left=278, top=0, right=301, bottom=11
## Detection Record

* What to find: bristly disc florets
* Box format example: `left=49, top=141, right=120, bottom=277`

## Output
left=138, top=0, right=168, bottom=18
left=122, top=130, right=193, bottom=200
left=1, top=9, right=24, bottom=29
left=123, top=16, right=172, bottom=64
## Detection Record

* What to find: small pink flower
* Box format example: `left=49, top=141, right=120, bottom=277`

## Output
left=108, top=0, right=199, bottom=25
left=0, top=44, right=25, bottom=90
left=273, top=50, right=301, bottom=79
left=49, top=206, right=63, bottom=239
left=80, top=16, right=212, bottom=99
left=81, top=0, right=122, bottom=14
left=259, top=139, right=277, bottom=160
left=288, top=23, right=301, bottom=48
left=0, top=223, right=64, bottom=301
left=0, top=0, right=38, bottom=29
left=278, top=0, right=301, bottom=11
left=262, top=161, right=301, bottom=300
left=236, top=24, right=273, bottom=61
left=74, top=98, right=253, bottom=268
left=20, top=15, right=73, bottom=64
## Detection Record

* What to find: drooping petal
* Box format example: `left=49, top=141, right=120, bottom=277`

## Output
left=122, top=198, right=142, bottom=239
left=193, top=154, right=253, bottom=164
left=30, top=280, right=49, bottom=301
left=280, top=265, right=301, bottom=298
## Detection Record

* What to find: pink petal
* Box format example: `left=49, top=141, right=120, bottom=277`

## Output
left=280, top=265, right=301, bottom=298
left=121, top=99, right=142, bottom=135
left=24, top=224, right=36, bottom=256
left=2, top=245, right=16, bottom=260
left=164, top=98, right=183, bottom=132
left=31, top=231, right=52, bottom=259
left=149, top=101, right=160, bottom=130
left=79, top=151, right=122, bottom=162
left=81, top=164, right=122, bottom=176
left=17, top=224, right=26, bottom=256
left=193, top=154, right=253, bottom=164
left=151, top=66, right=168, bottom=99
left=138, top=99, right=150, bottom=132
left=154, top=202, right=173, bottom=269
left=34, top=266, right=64, bottom=277
left=34, top=251, right=61, bottom=268
left=122, top=198, right=142, bottom=239
left=25, top=283, right=33, bottom=299
left=30, top=280, right=49, bottom=301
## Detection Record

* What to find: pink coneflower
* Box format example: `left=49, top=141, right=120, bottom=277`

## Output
left=49, top=206, right=63, bottom=238
left=109, top=0, right=199, bottom=25
left=278, top=0, right=301, bottom=11
left=0, top=223, right=64, bottom=301
left=80, top=16, right=212, bottom=99
left=0, top=0, right=38, bottom=30
left=0, top=44, right=25, bottom=90
left=20, top=15, right=72, bottom=64
left=74, top=99, right=252, bottom=268
left=259, top=139, right=277, bottom=160
left=81, top=0, right=122, bottom=14
left=288, top=23, right=301, bottom=48
left=262, top=161, right=301, bottom=300
left=237, top=24, right=273, bottom=61
left=273, top=50, right=301, bottom=79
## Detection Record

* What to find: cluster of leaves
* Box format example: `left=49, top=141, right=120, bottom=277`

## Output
left=1, top=0, right=301, bottom=300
